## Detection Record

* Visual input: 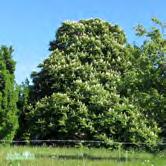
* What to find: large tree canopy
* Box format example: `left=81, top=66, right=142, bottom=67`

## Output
left=31, top=19, right=127, bottom=101
left=20, top=18, right=161, bottom=149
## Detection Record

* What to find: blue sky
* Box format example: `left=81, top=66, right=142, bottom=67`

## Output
left=0, top=0, right=166, bottom=83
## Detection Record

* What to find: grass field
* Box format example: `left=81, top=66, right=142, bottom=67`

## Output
left=0, top=146, right=165, bottom=166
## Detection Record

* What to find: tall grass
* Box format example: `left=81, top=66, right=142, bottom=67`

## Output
left=0, top=145, right=165, bottom=166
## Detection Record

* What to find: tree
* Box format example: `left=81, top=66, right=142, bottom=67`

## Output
left=24, top=19, right=160, bottom=149
left=14, top=79, right=31, bottom=140
left=0, top=46, right=18, bottom=141
left=119, top=17, right=166, bottom=141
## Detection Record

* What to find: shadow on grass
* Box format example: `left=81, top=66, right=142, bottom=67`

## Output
left=35, top=153, right=145, bottom=162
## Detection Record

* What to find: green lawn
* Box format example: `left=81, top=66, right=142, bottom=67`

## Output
left=0, top=146, right=165, bottom=166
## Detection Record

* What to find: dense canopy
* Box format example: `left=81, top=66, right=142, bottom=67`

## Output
left=17, top=18, right=165, bottom=149
left=0, top=18, right=165, bottom=150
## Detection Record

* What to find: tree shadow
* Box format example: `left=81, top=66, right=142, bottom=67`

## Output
left=36, top=153, right=146, bottom=162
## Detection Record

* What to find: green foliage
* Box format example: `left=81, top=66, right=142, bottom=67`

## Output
left=14, top=79, right=31, bottom=140
left=121, top=19, right=166, bottom=141
left=31, top=19, right=127, bottom=102
left=28, top=93, right=90, bottom=140
left=21, top=18, right=161, bottom=149
left=0, top=46, right=18, bottom=141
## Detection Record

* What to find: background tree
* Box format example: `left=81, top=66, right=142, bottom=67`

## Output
left=0, top=46, right=18, bottom=141
left=119, top=17, right=166, bottom=141
left=14, top=78, right=31, bottom=140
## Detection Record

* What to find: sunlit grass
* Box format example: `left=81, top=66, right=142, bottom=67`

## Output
left=0, top=145, right=165, bottom=166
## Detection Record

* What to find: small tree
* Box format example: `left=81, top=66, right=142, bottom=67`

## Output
left=0, top=46, right=18, bottom=141
left=14, top=79, right=31, bottom=140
